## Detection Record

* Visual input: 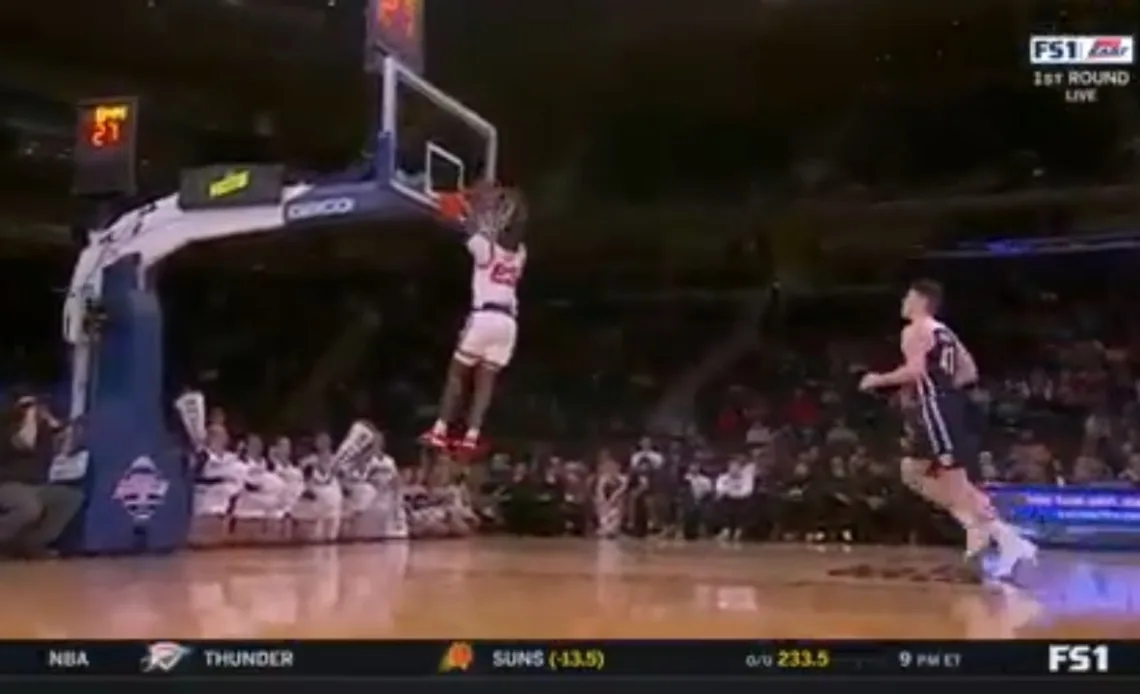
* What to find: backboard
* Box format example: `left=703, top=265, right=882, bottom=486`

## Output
left=378, top=57, right=498, bottom=209
left=359, top=0, right=498, bottom=220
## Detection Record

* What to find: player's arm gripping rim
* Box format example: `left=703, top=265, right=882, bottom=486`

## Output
left=440, top=183, right=518, bottom=267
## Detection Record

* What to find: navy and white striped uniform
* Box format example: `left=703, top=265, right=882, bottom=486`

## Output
left=908, top=322, right=977, bottom=476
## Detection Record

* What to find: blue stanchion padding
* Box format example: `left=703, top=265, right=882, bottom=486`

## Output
left=63, top=253, right=190, bottom=555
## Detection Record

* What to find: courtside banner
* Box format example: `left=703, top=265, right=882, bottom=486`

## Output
left=987, top=485, right=1140, bottom=549
left=9, top=640, right=1140, bottom=677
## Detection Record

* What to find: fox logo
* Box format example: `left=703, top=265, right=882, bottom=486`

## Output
left=1088, top=37, right=1129, bottom=59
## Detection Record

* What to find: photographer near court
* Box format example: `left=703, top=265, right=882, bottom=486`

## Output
left=0, top=390, right=83, bottom=558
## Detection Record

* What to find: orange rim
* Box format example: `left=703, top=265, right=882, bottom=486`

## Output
left=437, top=190, right=469, bottom=221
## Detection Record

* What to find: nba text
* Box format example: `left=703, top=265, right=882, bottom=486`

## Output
left=47, top=649, right=90, bottom=669
left=1047, top=644, right=1110, bottom=673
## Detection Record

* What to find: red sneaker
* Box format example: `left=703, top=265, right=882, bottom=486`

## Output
left=418, top=428, right=449, bottom=450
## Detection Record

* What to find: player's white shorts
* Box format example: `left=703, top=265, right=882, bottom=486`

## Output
left=455, top=309, right=517, bottom=368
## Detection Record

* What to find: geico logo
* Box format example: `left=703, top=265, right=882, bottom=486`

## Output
left=286, top=197, right=356, bottom=220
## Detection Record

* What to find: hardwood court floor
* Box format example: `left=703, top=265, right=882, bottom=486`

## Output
left=1, top=538, right=1139, bottom=639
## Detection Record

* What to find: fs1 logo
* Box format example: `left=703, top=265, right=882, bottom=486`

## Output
left=1047, top=644, right=1110, bottom=673
left=1030, top=35, right=1134, bottom=65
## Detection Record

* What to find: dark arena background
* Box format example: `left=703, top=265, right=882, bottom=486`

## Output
left=0, top=0, right=1138, bottom=689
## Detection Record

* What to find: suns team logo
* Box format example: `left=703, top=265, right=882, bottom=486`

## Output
left=439, top=642, right=474, bottom=672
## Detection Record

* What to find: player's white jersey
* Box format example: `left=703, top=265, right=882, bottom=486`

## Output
left=467, top=234, right=526, bottom=311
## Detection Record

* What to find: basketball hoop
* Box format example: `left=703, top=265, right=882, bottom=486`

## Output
left=436, top=183, right=496, bottom=222
left=436, top=190, right=470, bottom=222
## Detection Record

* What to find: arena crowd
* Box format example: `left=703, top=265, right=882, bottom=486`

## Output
left=2, top=244, right=1138, bottom=558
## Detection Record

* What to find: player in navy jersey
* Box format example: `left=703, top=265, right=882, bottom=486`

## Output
left=859, top=280, right=1035, bottom=580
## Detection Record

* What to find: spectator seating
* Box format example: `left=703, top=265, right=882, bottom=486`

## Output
left=3, top=248, right=1140, bottom=555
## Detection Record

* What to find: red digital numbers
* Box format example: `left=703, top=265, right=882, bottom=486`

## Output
left=84, top=104, right=131, bottom=150
left=372, top=0, right=423, bottom=70
left=89, top=119, right=121, bottom=148
left=377, top=0, right=419, bottom=46
left=73, top=97, right=139, bottom=196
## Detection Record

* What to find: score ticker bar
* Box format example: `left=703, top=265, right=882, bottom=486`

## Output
left=7, top=640, right=1138, bottom=678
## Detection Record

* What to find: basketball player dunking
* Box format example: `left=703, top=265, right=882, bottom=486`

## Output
left=420, top=184, right=528, bottom=454
left=859, top=280, right=1036, bottom=581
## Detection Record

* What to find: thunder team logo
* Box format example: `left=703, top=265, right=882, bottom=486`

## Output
left=141, top=642, right=192, bottom=673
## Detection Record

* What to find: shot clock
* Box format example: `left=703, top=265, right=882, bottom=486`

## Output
left=366, top=0, right=424, bottom=74
left=72, top=96, right=139, bottom=197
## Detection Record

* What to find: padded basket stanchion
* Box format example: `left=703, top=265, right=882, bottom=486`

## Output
left=64, top=253, right=189, bottom=555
